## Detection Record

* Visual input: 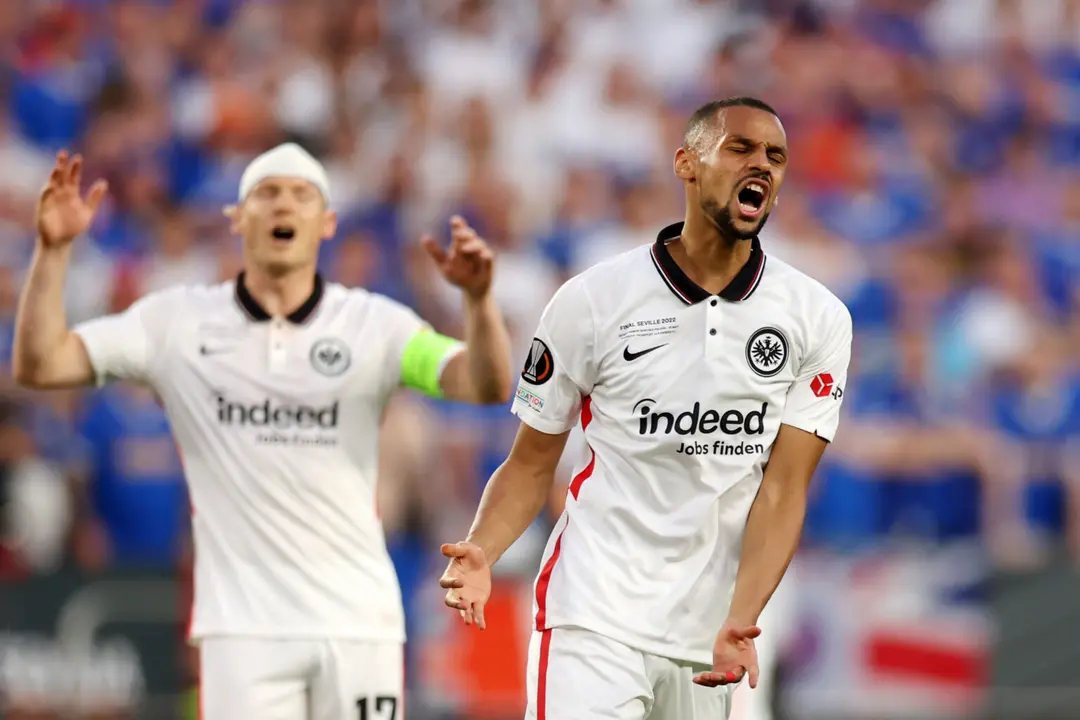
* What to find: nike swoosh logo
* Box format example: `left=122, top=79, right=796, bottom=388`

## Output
left=623, top=344, right=667, bottom=361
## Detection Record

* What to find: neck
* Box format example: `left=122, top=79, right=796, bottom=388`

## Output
left=243, top=264, right=317, bottom=318
left=671, top=209, right=754, bottom=295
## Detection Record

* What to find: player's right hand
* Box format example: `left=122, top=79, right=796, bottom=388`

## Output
left=439, top=541, right=491, bottom=630
left=36, top=151, right=108, bottom=248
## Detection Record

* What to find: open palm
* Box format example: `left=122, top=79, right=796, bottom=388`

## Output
left=439, top=541, right=492, bottom=629
left=694, top=623, right=762, bottom=688
left=36, top=151, right=108, bottom=247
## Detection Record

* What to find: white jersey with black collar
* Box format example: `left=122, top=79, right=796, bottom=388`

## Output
left=73, top=274, right=429, bottom=642
left=511, top=222, right=853, bottom=663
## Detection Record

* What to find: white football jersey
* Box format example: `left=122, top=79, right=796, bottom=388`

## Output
left=73, top=274, right=437, bottom=642
left=512, top=222, right=853, bottom=664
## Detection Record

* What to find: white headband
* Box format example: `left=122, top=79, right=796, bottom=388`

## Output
left=238, top=143, right=331, bottom=204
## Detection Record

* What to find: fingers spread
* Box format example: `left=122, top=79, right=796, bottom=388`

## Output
left=55, top=151, right=69, bottom=180
left=692, top=673, right=720, bottom=687
left=68, top=154, right=83, bottom=188
left=441, top=542, right=467, bottom=558
left=86, top=180, right=109, bottom=215
left=456, top=238, right=490, bottom=257
left=439, top=576, right=464, bottom=589
left=692, top=668, right=744, bottom=687
left=422, top=235, right=447, bottom=264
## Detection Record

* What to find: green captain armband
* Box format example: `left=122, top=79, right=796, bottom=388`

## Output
left=400, top=329, right=464, bottom=398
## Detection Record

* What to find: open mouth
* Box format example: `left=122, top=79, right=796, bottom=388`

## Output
left=736, top=180, right=769, bottom=218
left=271, top=226, right=296, bottom=241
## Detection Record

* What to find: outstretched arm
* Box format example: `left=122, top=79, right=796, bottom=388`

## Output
left=438, top=290, right=513, bottom=404
left=726, top=424, right=825, bottom=627
left=13, top=152, right=106, bottom=389
left=421, top=216, right=513, bottom=405
left=694, top=424, right=827, bottom=690
left=440, top=272, right=596, bottom=628
left=467, top=422, right=570, bottom=564
left=439, top=422, right=569, bottom=628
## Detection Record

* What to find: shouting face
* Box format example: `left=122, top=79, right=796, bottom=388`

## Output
left=677, top=105, right=789, bottom=242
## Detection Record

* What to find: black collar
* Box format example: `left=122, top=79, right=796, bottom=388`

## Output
left=649, top=222, right=766, bottom=305
left=234, top=272, right=325, bottom=324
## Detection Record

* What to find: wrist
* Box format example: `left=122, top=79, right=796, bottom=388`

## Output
left=724, top=608, right=760, bottom=628
left=464, top=534, right=497, bottom=567
left=34, top=240, right=74, bottom=260
left=462, top=287, right=494, bottom=307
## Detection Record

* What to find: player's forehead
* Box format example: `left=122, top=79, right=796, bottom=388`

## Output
left=715, top=107, right=787, bottom=149
left=247, top=176, right=323, bottom=196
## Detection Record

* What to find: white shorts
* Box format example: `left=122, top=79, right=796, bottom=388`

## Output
left=199, top=637, right=403, bottom=720
left=526, top=627, right=733, bottom=720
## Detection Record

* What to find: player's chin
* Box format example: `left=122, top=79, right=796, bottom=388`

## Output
left=729, top=212, right=765, bottom=238
left=257, top=252, right=304, bottom=276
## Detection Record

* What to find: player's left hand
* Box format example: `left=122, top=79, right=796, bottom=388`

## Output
left=421, top=215, right=495, bottom=300
left=693, top=622, right=762, bottom=688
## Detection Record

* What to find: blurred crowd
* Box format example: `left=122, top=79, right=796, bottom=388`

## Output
left=0, top=0, right=1078, bottom=716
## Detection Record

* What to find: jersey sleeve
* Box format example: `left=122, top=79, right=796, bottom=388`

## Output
left=71, top=289, right=179, bottom=386
left=373, top=296, right=464, bottom=398
left=511, top=277, right=597, bottom=435
left=780, top=301, right=853, bottom=442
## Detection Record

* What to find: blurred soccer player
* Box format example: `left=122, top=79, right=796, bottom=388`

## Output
left=439, top=97, right=853, bottom=719
left=14, top=143, right=514, bottom=720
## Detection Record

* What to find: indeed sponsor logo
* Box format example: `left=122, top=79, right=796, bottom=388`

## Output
left=214, top=394, right=339, bottom=446
left=632, top=399, right=768, bottom=457
left=633, top=400, right=767, bottom=436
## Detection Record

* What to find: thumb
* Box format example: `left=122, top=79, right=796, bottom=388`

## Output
left=441, top=542, right=468, bottom=559
left=732, top=625, right=762, bottom=640
left=85, top=180, right=109, bottom=217
left=421, top=235, right=447, bottom=264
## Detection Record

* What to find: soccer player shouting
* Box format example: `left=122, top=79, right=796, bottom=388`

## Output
left=440, top=98, right=852, bottom=720
left=14, top=143, right=513, bottom=719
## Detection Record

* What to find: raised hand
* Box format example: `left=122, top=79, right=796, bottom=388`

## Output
left=693, top=623, right=762, bottom=688
left=421, top=216, right=495, bottom=299
left=438, top=541, right=492, bottom=629
left=35, top=151, right=108, bottom=248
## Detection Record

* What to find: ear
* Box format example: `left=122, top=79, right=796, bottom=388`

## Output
left=322, top=209, right=338, bottom=240
left=674, top=147, right=695, bottom=183
left=223, top=204, right=242, bottom=235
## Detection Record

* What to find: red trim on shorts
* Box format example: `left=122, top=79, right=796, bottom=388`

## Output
left=537, top=629, right=553, bottom=720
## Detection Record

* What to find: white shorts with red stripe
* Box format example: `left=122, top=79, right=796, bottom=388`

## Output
left=199, top=637, right=403, bottom=720
left=526, top=626, right=733, bottom=720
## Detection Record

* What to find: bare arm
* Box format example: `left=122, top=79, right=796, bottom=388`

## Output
left=439, top=292, right=514, bottom=405
left=726, top=424, right=827, bottom=627
left=466, top=422, right=570, bottom=564
left=420, top=216, right=513, bottom=405
left=13, top=245, right=95, bottom=389
left=13, top=152, right=106, bottom=389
